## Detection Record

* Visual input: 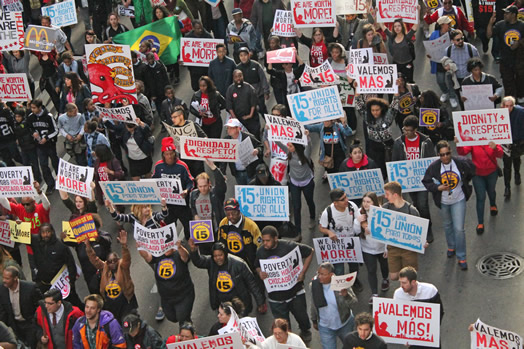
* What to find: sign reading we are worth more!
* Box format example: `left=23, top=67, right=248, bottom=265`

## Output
left=179, top=137, right=239, bottom=162
left=470, top=319, right=523, bottom=349
left=181, top=38, right=223, bottom=66
left=291, top=0, right=336, bottom=27
left=235, top=186, right=289, bottom=221
left=272, top=10, right=296, bottom=37
left=453, top=108, right=512, bottom=146
left=313, top=237, right=364, bottom=264
left=0, top=74, right=32, bottom=101
left=56, top=159, right=94, bottom=199
left=288, top=86, right=344, bottom=125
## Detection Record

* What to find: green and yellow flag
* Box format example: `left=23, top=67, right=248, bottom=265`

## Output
left=113, top=17, right=181, bottom=65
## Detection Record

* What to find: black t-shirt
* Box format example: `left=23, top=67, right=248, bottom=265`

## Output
left=150, top=252, right=193, bottom=301
left=493, top=20, right=524, bottom=65
left=343, top=332, right=387, bottom=349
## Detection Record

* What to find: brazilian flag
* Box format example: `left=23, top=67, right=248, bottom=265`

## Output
left=113, top=16, right=181, bottom=65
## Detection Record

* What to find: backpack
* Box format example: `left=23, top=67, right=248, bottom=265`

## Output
left=325, top=201, right=355, bottom=231
left=446, top=43, right=474, bottom=59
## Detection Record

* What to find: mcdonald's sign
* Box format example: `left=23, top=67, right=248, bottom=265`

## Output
left=24, top=25, right=58, bottom=52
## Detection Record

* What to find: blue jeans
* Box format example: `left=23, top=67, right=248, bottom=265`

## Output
left=269, top=293, right=311, bottom=332
left=235, top=170, right=249, bottom=185
left=436, top=71, right=457, bottom=99
left=318, top=313, right=354, bottom=349
left=289, top=178, right=316, bottom=234
left=472, top=171, right=498, bottom=224
left=440, top=198, right=467, bottom=261
left=213, top=16, right=227, bottom=40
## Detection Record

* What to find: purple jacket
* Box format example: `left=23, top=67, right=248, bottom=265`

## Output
left=72, top=310, right=126, bottom=349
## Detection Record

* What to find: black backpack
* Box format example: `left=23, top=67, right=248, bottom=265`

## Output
left=325, top=201, right=355, bottom=230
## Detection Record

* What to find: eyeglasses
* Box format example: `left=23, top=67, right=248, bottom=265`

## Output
left=455, top=37, right=464, bottom=42
left=22, top=202, right=33, bottom=206
left=107, top=259, right=119, bottom=264
left=336, top=196, right=348, bottom=202
left=439, top=152, right=451, bottom=157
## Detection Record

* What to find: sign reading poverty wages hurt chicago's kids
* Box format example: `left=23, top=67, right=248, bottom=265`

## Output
left=9, top=220, right=31, bottom=244
left=134, top=222, right=177, bottom=257
left=56, top=159, right=94, bottom=199
left=180, top=38, right=223, bottom=66
left=387, top=158, right=439, bottom=193
left=96, top=105, right=138, bottom=125
left=288, top=86, right=344, bottom=125
left=470, top=318, right=523, bottom=349
left=24, top=25, right=58, bottom=52
left=270, top=158, right=288, bottom=184
left=179, top=136, right=239, bottom=162
left=0, top=74, right=32, bottom=101
left=350, top=64, right=399, bottom=94
left=423, top=33, right=450, bottom=62
left=85, top=44, right=138, bottom=105
left=163, top=121, right=198, bottom=149
left=272, top=10, right=296, bottom=37
left=40, top=0, right=77, bottom=27
left=300, top=61, right=338, bottom=87
left=290, top=0, right=336, bottom=27
left=239, top=317, right=266, bottom=343
left=0, top=11, right=24, bottom=50
left=0, top=166, right=36, bottom=197
left=453, top=108, right=512, bottom=146
left=235, top=186, right=289, bottom=221
left=461, top=85, right=494, bottom=111
left=313, top=237, right=364, bottom=264
left=419, top=108, right=440, bottom=127
left=265, top=114, right=307, bottom=146
left=335, top=0, right=367, bottom=14
left=330, top=272, right=357, bottom=291
left=190, top=220, right=214, bottom=243
left=166, top=332, right=244, bottom=349
left=259, top=247, right=303, bottom=292
left=368, top=205, right=429, bottom=253
left=0, top=221, right=14, bottom=248
left=50, top=265, right=71, bottom=299
left=372, top=297, right=441, bottom=347
left=327, top=169, right=385, bottom=200
left=266, top=47, right=296, bottom=63
left=141, top=178, right=185, bottom=206
left=2, top=0, right=24, bottom=12
left=100, top=181, right=161, bottom=205
left=376, top=0, right=419, bottom=23
left=69, top=214, right=98, bottom=243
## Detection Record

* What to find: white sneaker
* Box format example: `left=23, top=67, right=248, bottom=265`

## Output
left=424, top=30, right=430, bottom=39
left=440, top=93, right=449, bottom=103
left=450, top=98, right=459, bottom=108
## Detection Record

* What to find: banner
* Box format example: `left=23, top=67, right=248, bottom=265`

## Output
left=419, top=108, right=440, bottom=127
left=9, top=220, right=31, bottom=244
left=270, top=140, right=287, bottom=160
left=239, top=317, right=266, bottom=344
left=373, top=297, right=441, bottom=346
left=56, top=159, right=94, bottom=200
left=141, top=178, right=185, bottom=206
left=288, top=86, right=344, bottom=125
left=462, top=85, right=494, bottom=110
left=300, top=61, right=338, bottom=87
left=24, top=25, right=58, bottom=52
left=265, top=114, right=307, bottom=146
left=235, top=186, right=289, bottom=221
left=330, top=272, right=357, bottom=291
left=423, top=33, right=450, bottom=62
left=50, top=265, right=71, bottom=299
left=238, top=138, right=258, bottom=167
left=368, top=205, right=429, bottom=253
left=0, top=221, right=14, bottom=248
left=0, top=74, right=32, bottom=102
left=453, top=108, right=512, bottom=146
left=179, top=137, right=239, bottom=162
left=386, top=157, right=439, bottom=193
left=470, top=319, right=523, bottom=349
left=190, top=220, right=214, bottom=243
left=62, top=221, right=77, bottom=243
left=100, top=181, right=161, bottom=205
left=327, top=169, right=385, bottom=200
left=181, top=38, right=223, bottom=66
left=290, top=0, right=336, bottom=27
left=374, top=53, right=389, bottom=64
left=41, top=0, right=77, bottom=27
left=69, top=214, right=98, bottom=243
left=272, top=10, right=296, bottom=37
left=0, top=11, right=24, bottom=50
left=95, top=105, right=138, bottom=125
left=117, top=4, right=135, bottom=17
left=270, top=158, right=288, bottom=184
left=348, top=48, right=374, bottom=65
left=338, top=76, right=356, bottom=107
left=134, top=222, right=177, bottom=257
left=167, top=332, right=244, bottom=349
left=350, top=64, right=399, bottom=94
left=266, top=47, right=296, bottom=63
left=2, top=0, right=23, bottom=12
left=423, top=0, right=442, bottom=9
left=377, top=0, right=418, bottom=23
left=0, top=166, right=36, bottom=197
left=259, top=246, right=303, bottom=292
left=163, top=121, right=198, bottom=149
left=313, top=237, right=364, bottom=264
left=335, top=0, right=367, bottom=14
left=85, top=44, right=138, bottom=105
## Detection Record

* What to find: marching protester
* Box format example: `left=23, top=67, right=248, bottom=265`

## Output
left=501, top=96, right=524, bottom=198
left=342, top=312, right=388, bottom=349
left=247, top=318, right=307, bottom=349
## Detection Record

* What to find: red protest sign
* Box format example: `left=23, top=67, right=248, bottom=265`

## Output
left=69, top=214, right=98, bottom=243
left=181, top=38, right=223, bottom=67
left=266, top=48, right=296, bottom=64
left=291, top=0, right=336, bottom=27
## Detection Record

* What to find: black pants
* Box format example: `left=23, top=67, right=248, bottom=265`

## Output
left=167, top=205, right=191, bottom=240
left=37, top=144, right=59, bottom=189
left=269, top=293, right=311, bottom=332
left=0, top=141, right=22, bottom=166
left=161, top=289, right=195, bottom=324
left=14, top=320, right=37, bottom=348
left=362, top=251, right=389, bottom=294
left=503, top=147, right=522, bottom=188
left=201, top=118, right=223, bottom=139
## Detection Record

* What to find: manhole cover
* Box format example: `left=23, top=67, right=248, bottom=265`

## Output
left=476, top=252, right=523, bottom=279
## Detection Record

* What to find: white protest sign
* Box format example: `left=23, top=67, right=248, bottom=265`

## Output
left=235, top=186, right=289, bottom=221
left=270, top=157, right=288, bottom=184
left=238, top=138, right=258, bottom=167
left=291, top=0, right=336, bottom=27
left=453, top=108, right=512, bottom=146
left=462, top=85, right=494, bottom=111
left=423, top=33, right=450, bottom=62
left=180, top=137, right=239, bottom=162
left=134, top=222, right=177, bottom=257
left=313, top=237, right=364, bottom=264
left=117, top=4, right=135, bottom=17
left=167, top=332, right=244, bottom=349
left=56, top=159, right=94, bottom=199
left=0, top=166, right=37, bottom=197
left=348, top=48, right=374, bottom=65
left=351, top=64, right=398, bottom=94
left=2, top=0, right=23, bottom=12
left=335, top=0, right=366, bottom=14
left=50, top=265, right=71, bottom=299
left=163, top=121, right=198, bottom=149
left=266, top=47, right=296, bottom=63
left=330, top=271, right=357, bottom=291
left=239, top=317, right=266, bottom=343
left=96, top=105, right=138, bottom=125
left=288, top=86, right=344, bottom=125
left=260, top=247, right=303, bottom=292
left=100, top=181, right=161, bottom=205
left=0, top=11, right=24, bottom=50
left=41, top=0, right=78, bottom=27
left=0, top=74, right=32, bottom=102
left=265, top=114, right=307, bottom=146
left=470, top=319, right=523, bottom=349
left=181, top=38, right=223, bottom=66
left=269, top=140, right=288, bottom=160
left=141, top=178, right=185, bottom=206
left=374, top=53, right=389, bottom=64
left=373, top=297, right=441, bottom=347
left=300, top=61, right=338, bottom=87
left=0, top=221, right=14, bottom=248
left=272, top=10, right=296, bottom=37
left=328, top=169, right=385, bottom=200
left=338, top=76, right=356, bottom=107
left=377, top=0, right=419, bottom=23
left=386, top=157, right=439, bottom=193
left=368, top=205, right=429, bottom=253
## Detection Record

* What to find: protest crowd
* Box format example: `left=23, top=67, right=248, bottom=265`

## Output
left=0, top=0, right=523, bottom=347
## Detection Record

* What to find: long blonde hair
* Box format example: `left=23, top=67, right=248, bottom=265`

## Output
left=132, top=204, right=152, bottom=222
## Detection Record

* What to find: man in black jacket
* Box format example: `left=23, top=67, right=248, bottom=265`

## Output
left=236, top=47, right=270, bottom=115
left=225, top=70, right=261, bottom=139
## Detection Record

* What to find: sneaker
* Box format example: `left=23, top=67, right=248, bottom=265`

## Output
left=447, top=249, right=456, bottom=258
left=515, top=173, right=521, bottom=185
left=490, top=206, right=498, bottom=216
left=155, top=308, right=165, bottom=321
left=476, top=224, right=484, bottom=235
left=45, top=187, right=55, bottom=196
left=352, top=279, right=364, bottom=293
left=369, top=294, right=379, bottom=305
left=300, top=330, right=312, bottom=342
left=309, top=218, right=317, bottom=229
left=440, top=93, right=449, bottom=103
left=381, top=279, right=390, bottom=292
left=504, top=187, right=511, bottom=198
left=458, top=260, right=468, bottom=270
left=450, top=98, right=459, bottom=108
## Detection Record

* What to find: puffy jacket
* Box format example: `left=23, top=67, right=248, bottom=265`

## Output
left=72, top=310, right=126, bottom=349
left=457, top=144, right=503, bottom=177
left=122, top=123, right=152, bottom=156
left=36, top=301, right=84, bottom=349
left=29, top=232, right=76, bottom=284
left=392, top=132, right=436, bottom=161
left=339, top=154, right=379, bottom=172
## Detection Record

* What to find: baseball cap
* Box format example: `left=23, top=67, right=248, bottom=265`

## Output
left=224, top=118, right=242, bottom=128
left=224, top=198, right=240, bottom=211
left=232, top=8, right=243, bottom=15
left=122, top=314, right=141, bottom=334
left=256, top=164, right=269, bottom=177
left=503, top=5, right=518, bottom=14
left=238, top=47, right=250, bottom=54
left=437, top=16, right=452, bottom=25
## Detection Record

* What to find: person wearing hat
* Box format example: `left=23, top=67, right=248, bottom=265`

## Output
left=227, top=8, right=259, bottom=63
left=428, top=16, right=454, bottom=104
left=122, top=312, right=165, bottom=349
left=237, top=46, right=271, bottom=116
left=424, top=0, right=474, bottom=37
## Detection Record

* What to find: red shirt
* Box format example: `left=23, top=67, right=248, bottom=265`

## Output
left=200, top=93, right=216, bottom=126
left=310, top=41, right=328, bottom=67
left=8, top=201, right=50, bottom=254
left=405, top=136, right=420, bottom=160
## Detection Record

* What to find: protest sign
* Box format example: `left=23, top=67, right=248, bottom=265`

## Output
left=69, top=214, right=98, bottom=243
left=190, top=220, right=214, bottom=243
left=163, top=121, right=198, bottom=149
left=179, top=136, right=239, bottom=162
left=56, top=159, right=94, bottom=200
left=373, top=297, right=441, bottom=346
left=50, top=265, right=71, bottom=299
left=419, top=108, right=440, bottom=127
left=0, top=166, right=36, bottom=197
left=338, top=76, right=356, bottom=107
left=85, top=44, right=138, bottom=104
left=387, top=157, right=439, bottom=193
left=272, top=10, right=296, bottom=37
left=368, top=205, right=429, bottom=253
left=141, top=178, right=185, bottom=206
left=290, top=0, right=336, bottom=27
left=24, top=25, right=58, bottom=52
left=348, top=48, right=374, bottom=65
left=117, top=4, right=135, bottom=17
left=238, top=138, right=259, bottom=167
left=259, top=246, right=303, bottom=292
left=96, top=105, right=138, bottom=125
left=335, top=0, right=367, bottom=14
left=9, top=220, right=31, bottom=244
left=151, top=0, right=167, bottom=6
left=265, top=114, right=307, bottom=146
left=350, top=64, right=398, bottom=94
left=134, top=222, right=177, bottom=257
left=288, top=86, right=344, bottom=125
left=0, top=11, right=24, bottom=50
left=453, top=108, right=512, bottom=146
left=0, top=74, right=32, bottom=101
left=398, top=92, right=416, bottom=115
left=0, top=221, right=14, bottom=248
left=423, top=33, right=450, bottom=62
left=270, top=158, right=288, bottom=184
left=181, top=38, right=223, bottom=66
left=470, top=319, right=523, bottom=349
left=330, top=272, right=357, bottom=291
left=167, top=332, right=244, bottom=349
left=328, top=169, right=385, bottom=200
left=462, top=85, right=494, bottom=110
left=62, top=221, right=77, bottom=243
left=235, top=186, right=289, bottom=221
left=300, top=61, right=338, bottom=87
left=100, top=181, right=161, bottom=205
left=423, top=0, right=441, bottom=9
left=239, top=317, right=266, bottom=343
left=269, top=140, right=288, bottom=160
left=374, top=53, right=389, bottom=64
left=266, top=47, right=296, bottom=63
left=377, top=0, right=418, bottom=23
left=2, top=0, right=23, bottom=12
left=313, top=237, right=364, bottom=264
left=41, top=0, right=77, bottom=27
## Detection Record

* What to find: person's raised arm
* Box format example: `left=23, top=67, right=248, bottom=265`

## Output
left=138, top=249, right=153, bottom=264
left=177, top=241, right=190, bottom=263
left=34, top=182, right=50, bottom=210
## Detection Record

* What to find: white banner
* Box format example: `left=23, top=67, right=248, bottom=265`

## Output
left=377, top=0, right=419, bottom=23
left=453, top=108, right=512, bottom=146
left=239, top=317, right=266, bottom=344
left=260, top=247, right=303, bottom=292
left=50, top=265, right=71, bottom=299
left=313, top=237, right=364, bottom=264
left=330, top=272, right=357, bottom=291
left=2, top=0, right=23, bottom=12
left=272, top=10, right=296, bottom=37
left=299, top=61, right=338, bottom=87
left=290, top=0, right=336, bottom=27
left=163, top=121, right=198, bottom=149
left=270, top=157, right=288, bottom=184
left=167, top=332, right=244, bottom=349
left=470, top=319, right=523, bottom=349
left=116, top=4, right=135, bottom=17
left=335, top=0, right=367, bottom=14
left=134, top=222, right=177, bottom=257
left=180, top=137, right=239, bottom=162
left=423, top=33, right=450, bottom=62
left=141, top=178, right=185, bottom=206
left=462, top=85, right=494, bottom=111
left=100, top=181, right=161, bottom=205
left=238, top=138, right=259, bottom=167
left=327, top=169, right=385, bottom=200
left=348, top=48, right=374, bottom=65
left=41, top=0, right=78, bottom=27
left=386, top=157, right=439, bottom=193
left=0, top=221, right=14, bottom=248
left=288, top=86, right=344, bottom=125
left=56, top=159, right=94, bottom=200
left=350, top=64, right=399, bottom=94
left=96, top=105, right=138, bottom=125
left=0, top=11, right=24, bottom=50
left=0, top=166, right=37, bottom=197
left=235, top=185, right=289, bottom=221
left=181, top=38, right=223, bottom=67
left=0, top=74, right=32, bottom=101
left=265, top=114, right=307, bottom=146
